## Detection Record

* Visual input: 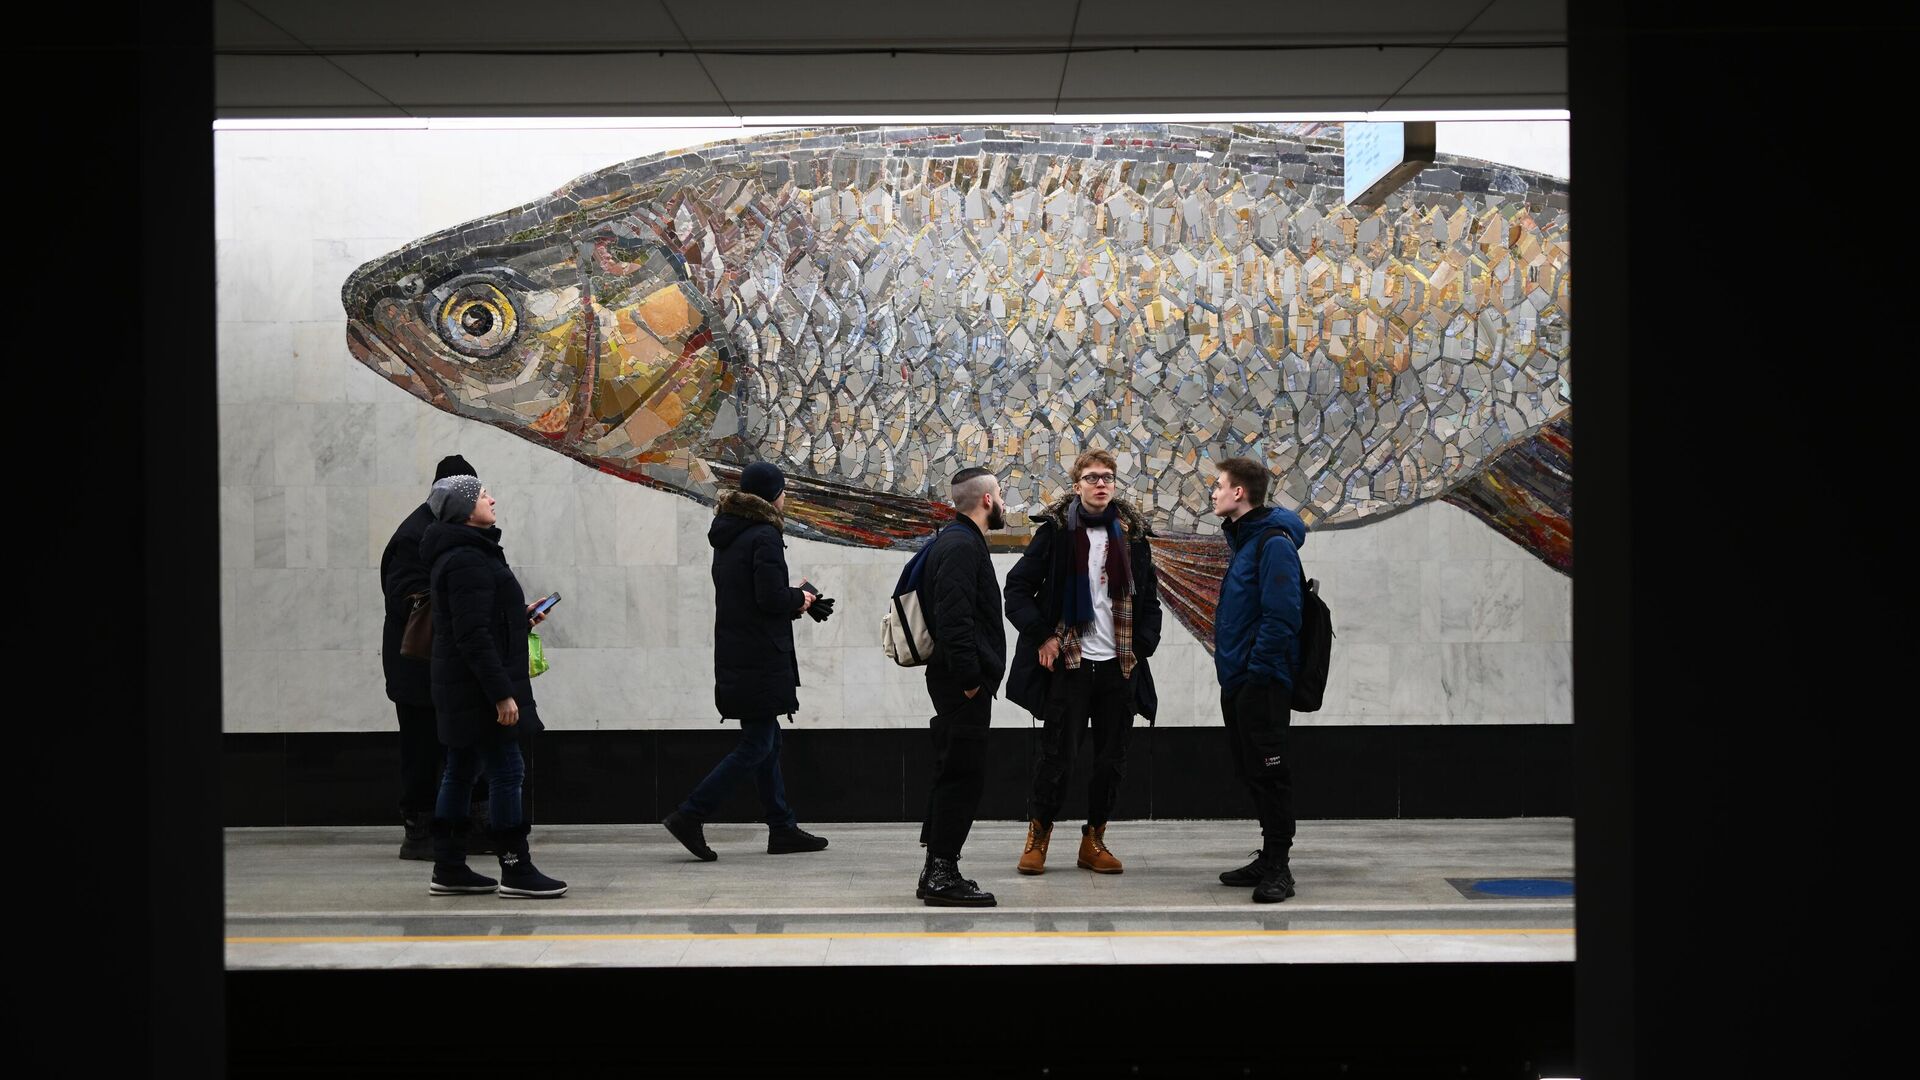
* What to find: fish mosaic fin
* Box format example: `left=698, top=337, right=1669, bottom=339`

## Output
left=1145, top=534, right=1234, bottom=655
left=1441, top=413, right=1573, bottom=574
left=706, top=461, right=956, bottom=548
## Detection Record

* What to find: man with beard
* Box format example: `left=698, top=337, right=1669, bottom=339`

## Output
left=913, top=467, right=1008, bottom=907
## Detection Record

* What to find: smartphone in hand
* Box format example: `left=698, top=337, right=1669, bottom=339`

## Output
left=531, top=591, right=562, bottom=619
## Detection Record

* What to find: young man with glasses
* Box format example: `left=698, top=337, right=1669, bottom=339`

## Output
left=1002, top=450, right=1164, bottom=875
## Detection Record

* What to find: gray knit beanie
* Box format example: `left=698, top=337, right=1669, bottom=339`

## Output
left=429, top=474, right=484, bottom=523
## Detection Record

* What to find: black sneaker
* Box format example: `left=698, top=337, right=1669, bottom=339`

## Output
left=663, top=810, right=717, bottom=861
left=498, top=858, right=568, bottom=899
left=492, top=826, right=567, bottom=899
left=767, top=825, right=829, bottom=854
left=429, top=863, right=499, bottom=895
left=1252, top=862, right=1297, bottom=904
left=1219, top=850, right=1266, bottom=887
left=921, top=855, right=995, bottom=907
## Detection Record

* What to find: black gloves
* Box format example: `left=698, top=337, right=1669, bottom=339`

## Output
left=799, top=580, right=835, bottom=623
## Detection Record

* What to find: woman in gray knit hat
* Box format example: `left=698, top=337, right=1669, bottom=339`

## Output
left=418, top=476, right=568, bottom=898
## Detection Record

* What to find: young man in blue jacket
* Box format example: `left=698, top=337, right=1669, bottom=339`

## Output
left=1209, top=457, right=1309, bottom=903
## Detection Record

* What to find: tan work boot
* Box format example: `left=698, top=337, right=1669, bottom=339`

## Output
left=1017, top=819, right=1052, bottom=875
left=1076, top=824, right=1123, bottom=874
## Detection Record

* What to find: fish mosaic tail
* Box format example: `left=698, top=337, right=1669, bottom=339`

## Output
left=1149, top=414, right=1574, bottom=650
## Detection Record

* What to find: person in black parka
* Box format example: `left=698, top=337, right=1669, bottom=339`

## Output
left=419, top=475, right=567, bottom=899
left=661, top=461, right=831, bottom=862
left=380, top=453, right=494, bottom=860
left=1002, top=448, right=1164, bottom=877
left=912, top=466, right=1010, bottom=907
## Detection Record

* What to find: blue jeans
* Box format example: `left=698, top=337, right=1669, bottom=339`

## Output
left=435, top=736, right=526, bottom=829
left=680, top=717, right=797, bottom=827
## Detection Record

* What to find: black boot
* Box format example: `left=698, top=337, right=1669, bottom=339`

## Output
left=663, top=810, right=717, bottom=861
left=916, top=852, right=981, bottom=899
left=462, top=798, right=497, bottom=856
left=1252, top=857, right=1296, bottom=904
left=492, top=823, right=568, bottom=899
left=399, top=811, right=433, bottom=861
left=767, top=824, right=829, bottom=854
left=427, top=818, right=498, bottom=895
left=920, top=854, right=995, bottom=907
left=1219, top=850, right=1267, bottom=887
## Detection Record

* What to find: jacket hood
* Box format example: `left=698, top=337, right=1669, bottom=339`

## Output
left=420, top=520, right=503, bottom=563
left=710, top=489, right=783, bottom=550
left=1033, top=495, right=1153, bottom=537
left=1225, top=504, right=1308, bottom=551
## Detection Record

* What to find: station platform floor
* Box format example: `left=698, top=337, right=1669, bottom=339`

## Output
left=226, top=818, right=1573, bottom=969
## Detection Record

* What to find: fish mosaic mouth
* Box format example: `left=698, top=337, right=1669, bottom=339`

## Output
left=343, top=122, right=1572, bottom=644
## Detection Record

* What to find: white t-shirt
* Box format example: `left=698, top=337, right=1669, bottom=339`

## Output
left=1080, top=526, right=1117, bottom=660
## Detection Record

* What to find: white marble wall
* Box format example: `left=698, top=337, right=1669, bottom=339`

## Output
left=216, top=126, right=1573, bottom=735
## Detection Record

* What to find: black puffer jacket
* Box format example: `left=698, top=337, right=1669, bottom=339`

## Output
left=379, top=503, right=435, bottom=706
left=421, top=522, right=542, bottom=747
left=918, top=515, right=1006, bottom=696
left=709, top=490, right=807, bottom=720
left=1003, top=496, right=1164, bottom=723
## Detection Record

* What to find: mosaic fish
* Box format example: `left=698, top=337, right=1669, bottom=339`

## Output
left=342, top=123, right=1571, bottom=643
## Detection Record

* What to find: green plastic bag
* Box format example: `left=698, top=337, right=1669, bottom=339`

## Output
left=528, top=631, right=549, bottom=678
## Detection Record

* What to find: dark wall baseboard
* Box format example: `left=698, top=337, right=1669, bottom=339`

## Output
left=225, top=724, right=1572, bottom=825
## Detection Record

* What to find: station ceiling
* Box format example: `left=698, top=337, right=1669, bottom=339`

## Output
left=215, top=0, right=1565, bottom=118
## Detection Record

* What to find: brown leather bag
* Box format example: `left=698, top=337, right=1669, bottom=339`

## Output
left=399, top=592, right=433, bottom=660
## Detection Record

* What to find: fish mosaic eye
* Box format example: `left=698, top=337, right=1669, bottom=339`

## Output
left=432, top=280, right=518, bottom=358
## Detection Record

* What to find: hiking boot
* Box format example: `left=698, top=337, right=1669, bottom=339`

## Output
left=1016, top=819, right=1052, bottom=875
left=491, top=824, right=568, bottom=899
left=427, top=818, right=497, bottom=895
left=663, top=810, right=717, bottom=861
left=768, top=824, right=829, bottom=854
left=1075, top=824, right=1123, bottom=874
left=920, top=854, right=996, bottom=907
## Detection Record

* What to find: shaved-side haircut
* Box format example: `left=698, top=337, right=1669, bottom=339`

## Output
left=949, top=466, right=996, bottom=510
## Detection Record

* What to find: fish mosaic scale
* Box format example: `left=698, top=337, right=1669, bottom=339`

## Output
left=343, top=123, right=1571, bottom=644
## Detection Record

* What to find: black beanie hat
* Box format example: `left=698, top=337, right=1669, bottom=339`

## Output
left=434, top=454, right=476, bottom=482
left=740, top=461, right=786, bottom=502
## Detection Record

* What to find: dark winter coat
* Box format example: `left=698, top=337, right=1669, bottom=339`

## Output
left=918, top=514, right=1006, bottom=697
left=1003, top=495, right=1164, bottom=723
left=379, top=503, right=436, bottom=706
left=421, top=521, right=542, bottom=747
left=709, top=490, right=807, bottom=720
left=1213, top=505, right=1310, bottom=694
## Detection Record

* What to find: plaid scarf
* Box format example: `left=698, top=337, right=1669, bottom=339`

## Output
left=1054, top=505, right=1136, bottom=679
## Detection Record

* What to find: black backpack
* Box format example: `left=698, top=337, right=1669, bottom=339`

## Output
left=1256, top=527, right=1334, bottom=712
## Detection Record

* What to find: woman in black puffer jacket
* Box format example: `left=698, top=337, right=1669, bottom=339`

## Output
left=419, top=474, right=567, bottom=899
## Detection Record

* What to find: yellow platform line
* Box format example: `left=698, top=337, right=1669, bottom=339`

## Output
left=229, top=928, right=1574, bottom=946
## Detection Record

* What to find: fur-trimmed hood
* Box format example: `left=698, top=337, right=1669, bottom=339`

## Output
left=1032, top=495, right=1153, bottom=538
left=710, top=488, right=783, bottom=549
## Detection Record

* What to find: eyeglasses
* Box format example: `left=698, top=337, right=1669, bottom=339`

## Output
left=1078, top=472, right=1117, bottom=486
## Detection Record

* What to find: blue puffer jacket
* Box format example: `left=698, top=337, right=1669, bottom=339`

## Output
left=1213, top=505, right=1310, bottom=694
